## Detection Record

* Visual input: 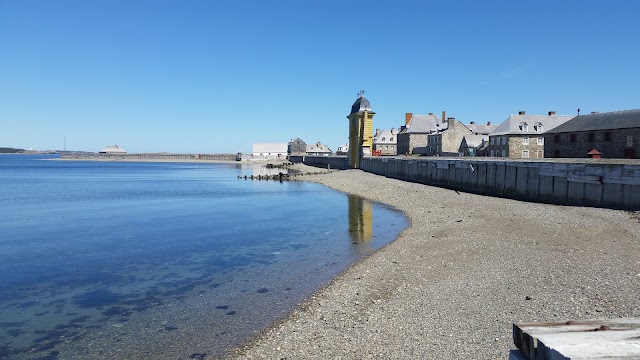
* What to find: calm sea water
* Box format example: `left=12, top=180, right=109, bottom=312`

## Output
left=0, top=154, right=407, bottom=359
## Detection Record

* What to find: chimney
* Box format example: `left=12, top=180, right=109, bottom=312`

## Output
left=405, top=113, right=412, bottom=125
left=487, top=121, right=491, bottom=126
left=518, top=111, right=526, bottom=115
left=375, top=128, right=381, bottom=136
left=442, top=111, right=446, bottom=124
left=447, top=117, right=455, bottom=126
left=391, top=128, right=397, bottom=135
left=548, top=111, right=556, bottom=115
left=428, top=112, right=433, bottom=115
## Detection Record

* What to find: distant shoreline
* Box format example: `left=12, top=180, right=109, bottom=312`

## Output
left=53, top=157, right=292, bottom=165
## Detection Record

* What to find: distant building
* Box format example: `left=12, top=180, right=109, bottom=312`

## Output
left=372, top=128, right=398, bottom=156
left=336, top=144, right=349, bottom=156
left=252, top=143, right=288, bottom=159
left=488, top=111, right=574, bottom=159
left=459, top=121, right=495, bottom=157
left=99, top=145, right=127, bottom=154
left=544, top=109, right=640, bottom=159
left=424, top=118, right=474, bottom=156
left=397, top=112, right=444, bottom=155
left=460, top=134, right=489, bottom=157
left=306, top=141, right=332, bottom=156
left=346, top=91, right=375, bottom=168
left=287, top=138, right=307, bottom=156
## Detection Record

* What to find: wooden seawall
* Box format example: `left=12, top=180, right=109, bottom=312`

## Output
left=294, top=156, right=640, bottom=210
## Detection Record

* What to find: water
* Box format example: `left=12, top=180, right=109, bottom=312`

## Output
left=0, top=154, right=407, bottom=359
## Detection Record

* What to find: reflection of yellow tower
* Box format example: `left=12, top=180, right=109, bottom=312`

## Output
left=347, top=91, right=375, bottom=168
left=348, top=194, right=373, bottom=243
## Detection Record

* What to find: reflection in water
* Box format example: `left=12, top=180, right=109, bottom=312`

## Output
left=348, top=194, right=373, bottom=243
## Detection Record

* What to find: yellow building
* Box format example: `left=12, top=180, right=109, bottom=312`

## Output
left=346, top=91, right=375, bottom=168
left=348, top=194, right=372, bottom=243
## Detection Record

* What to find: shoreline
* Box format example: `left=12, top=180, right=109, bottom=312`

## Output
left=232, top=169, right=640, bottom=358
left=52, top=157, right=291, bottom=165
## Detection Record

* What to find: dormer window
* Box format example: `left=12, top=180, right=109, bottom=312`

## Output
left=519, top=122, right=528, bottom=132
left=382, top=137, right=386, bottom=142
left=533, top=123, right=543, bottom=132
left=390, top=137, right=393, bottom=141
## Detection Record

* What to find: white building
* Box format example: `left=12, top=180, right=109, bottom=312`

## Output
left=252, top=143, right=288, bottom=159
left=336, top=144, right=349, bottom=155
left=99, top=145, right=127, bottom=154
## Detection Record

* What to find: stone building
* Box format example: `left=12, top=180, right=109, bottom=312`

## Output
left=459, top=121, right=495, bottom=156
left=544, top=109, right=640, bottom=159
left=423, top=118, right=474, bottom=156
left=488, top=111, right=574, bottom=159
left=287, top=138, right=307, bottom=156
left=306, top=141, right=332, bottom=156
left=460, top=134, right=488, bottom=156
left=397, top=112, right=444, bottom=155
left=347, top=91, right=375, bottom=168
left=372, top=128, right=398, bottom=156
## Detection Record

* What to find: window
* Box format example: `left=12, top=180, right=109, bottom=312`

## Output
left=554, top=134, right=561, bottom=143
left=534, top=123, right=543, bottom=132
left=502, top=136, right=507, bottom=145
left=570, top=134, right=577, bottom=142
left=382, top=137, right=386, bottom=142
left=604, top=132, right=612, bottom=141
left=490, top=150, right=495, bottom=157
left=537, top=150, right=544, bottom=158
left=522, top=137, right=529, bottom=145
left=490, top=137, right=495, bottom=145
left=390, top=137, right=394, bottom=142
left=502, top=149, right=506, bottom=157
left=519, top=122, right=528, bottom=132
left=537, top=137, right=544, bottom=145
left=522, top=150, right=530, bottom=158
left=588, top=132, right=595, bottom=142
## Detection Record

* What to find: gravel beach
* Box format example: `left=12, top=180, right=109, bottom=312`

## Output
left=233, top=169, right=640, bottom=359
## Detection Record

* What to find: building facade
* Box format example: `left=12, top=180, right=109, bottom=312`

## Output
left=252, top=143, right=288, bottom=159
left=306, top=141, right=332, bottom=156
left=397, top=112, right=444, bottom=155
left=423, top=118, right=474, bottom=156
left=372, top=128, right=398, bottom=156
left=488, top=111, right=574, bottom=159
left=336, top=144, right=348, bottom=156
left=544, top=109, right=640, bottom=159
left=347, top=91, right=375, bottom=168
left=287, top=138, right=307, bottom=156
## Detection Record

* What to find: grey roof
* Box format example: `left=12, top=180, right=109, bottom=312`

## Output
left=544, top=109, right=640, bottom=134
left=373, top=129, right=397, bottom=144
left=491, top=114, right=575, bottom=136
left=462, top=134, right=487, bottom=148
left=306, top=142, right=332, bottom=153
left=399, top=114, right=447, bottom=134
left=350, top=96, right=372, bottom=114
left=466, top=123, right=497, bottom=135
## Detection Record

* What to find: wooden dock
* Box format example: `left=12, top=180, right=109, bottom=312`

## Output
left=511, top=318, right=640, bottom=359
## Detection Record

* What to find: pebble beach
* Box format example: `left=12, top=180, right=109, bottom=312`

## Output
left=233, top=168, right=640, bottom=359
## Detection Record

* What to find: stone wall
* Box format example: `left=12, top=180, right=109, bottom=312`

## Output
left=508, top=135, right=546, bottom=159
left=545, top=128, right=640, bottom=159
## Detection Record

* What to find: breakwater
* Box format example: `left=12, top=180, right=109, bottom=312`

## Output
left=62, top=153, right=239, bottom=161
left=293, top=156, right=640, bottom=210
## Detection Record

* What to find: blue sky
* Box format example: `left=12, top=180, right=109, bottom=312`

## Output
left=1, top=0, right=639, bottom=153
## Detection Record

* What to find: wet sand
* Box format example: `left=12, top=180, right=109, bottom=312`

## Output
left=233, top=169, right=640, bottom=359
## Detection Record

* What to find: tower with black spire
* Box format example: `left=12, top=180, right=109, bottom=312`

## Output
left=346, top=90, right=375, bottom=168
